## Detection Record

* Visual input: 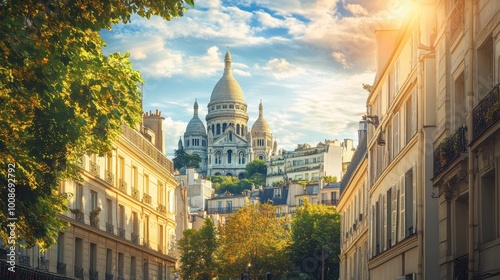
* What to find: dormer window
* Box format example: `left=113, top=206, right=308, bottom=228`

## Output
left=274, top=189, right=282, bottom=198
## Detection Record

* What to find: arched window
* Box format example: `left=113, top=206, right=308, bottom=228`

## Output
left=239, top=152, right=245, bottom=164
left=227, top=150, right=232, bottom=164
left=215, top=152, right=221, bottom=164
left=216, top=124, right=221, bottom=135
left=236, top=124, right=240, bottom=135
left=212, top=125, right=215, bottom=135
left=223, top=123, right=227, bottom=133
left=259, top=155, right=264, bottom=160
left=241, top=125, right=245, bottom=137
left=229, top=133, right=232, bottom=141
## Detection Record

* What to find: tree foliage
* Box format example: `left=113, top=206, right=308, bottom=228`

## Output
left=322, top=176, right=338, bottom=183
left=0, top=0, right=193, bottom=249
left=177, top=218, right=218, bottom=280
left=217, top=203, right=292, bottom=279
left=290, top=199, right=341, bottom=279
left=173, top=148, right=201, bottom=170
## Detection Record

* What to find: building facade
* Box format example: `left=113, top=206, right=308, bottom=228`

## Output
left=266, top=140, right=347, bottom=186
left=182, top=50, right=277, bottom=178
left=365, top=2, right=439, bottom=278
left=431, top=0, right=500, bottom=279
left=338, top=134, right=368, bottom=280
left=4, top=112, right=179, bottom=280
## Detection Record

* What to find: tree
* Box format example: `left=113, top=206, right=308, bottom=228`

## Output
left=290, top=199, right=341, bottom=279
left=177, top=218, right=218, bottom=280
left=217, top=203, right=292, bottom=279
left=173, top=148, right=201, bottom=170
left=322, top=176, right=338, bottom=184
left=0, top=0, right=194, bottom=249
left=245, top=159, right=267, bottom=186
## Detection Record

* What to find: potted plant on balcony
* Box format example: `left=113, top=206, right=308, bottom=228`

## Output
left=89, top=207, right=101, bottom=227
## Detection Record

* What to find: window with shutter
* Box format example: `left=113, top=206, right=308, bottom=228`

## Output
left=399, top=174, right=406, bottom=241
left=412, top=89, right=417, bottom=134
left=391, top=184, right=398, bottom=247
left=383, top=193, right=387, bottom=251
left=393, top=112, right=400, bottom=156
left=412, top=165, right=417, bottom=233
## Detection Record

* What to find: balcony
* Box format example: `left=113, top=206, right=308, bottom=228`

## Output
left=143, top=193, right=152, bottom=204
left=132, top=188, right=140, bottom=201
left=90, top=214, right=100, bottom=229
left=143, top=239, right=150, bottom=249
left=74, top=266, right=84, bottom=279
left=453, top=254, right=468, bottom=280
left=207, top=206, right=241, bottom=214
left=118, top=227, right=125, bottom=238
left=37, top=256, right=49, bottom=271
left=71, top=209, right=85, bottom=223
left=57, top=262, right=66, bottom=275
left=433, top=126, right=467, bottom=176
left=320, top=199, right=338, bottom=206
left=19, top=255, right=30, bottom=266
left=157, top=204, right=167, bottom=214
left=449, top=0, right=464, bottom=40
left=118, top=179, right=127, bottom=193
left=131, top=233, right=139, bottom=244
left=89, top=269, right=98, bottom=280
left=106, top=222, right=114, bottom=234
left=105, top=170, right=114, bottom=185
left=473, top=83, right=500, bottom=140
left=89, top=161, right=100, bottom=178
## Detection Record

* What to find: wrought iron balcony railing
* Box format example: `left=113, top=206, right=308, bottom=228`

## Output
left=19, top=255, right=30, bottom=266
left=90, top=214, right=100, bottom=229
left=37, top=256, right=49, bottom=270
left=433, top=126, right=467, bottom=176
left=450, top=0, right=464, bottom=40
left=74, top=266, right=84, bottom=279
left=105, top=273, right=114, bottom=280
left=89, top=161, right=100, bottom=178
left=473, top=83, right=500, bottom=139
left=143, top=239, right=150, bottom=248
left=207, top=207, right=241, bottom=214
left=105, top=170, right=114, bottom=185
left=57, top=262, right=66, bottom=275
left=157, top=204, right=167, bottom=214
left=118, top=179, right=127, bottom=193
left=132, top=188, right=140, bottom=201
left=131, top=233, right=139, bottom=244
left=118, top=227, right=125, bottom=238
left=454, top=254, right=468, bottom=280
left=89, top=269, right=98, bottom=280
left=320, top=199, right=338, bottom=206
left=72, top=211, right=84, bottom=223
left=143, top=193, right=152, bottom=204
left=106, top=222, right=114, bottom=234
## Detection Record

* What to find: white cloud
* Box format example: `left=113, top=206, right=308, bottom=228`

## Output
left=331, top=51, right=351, bottom=69
left=345, top=4, right=369, bottom=16
left=163, top=117, right=188, bottom=156
left=259, top=58, right=304, bottom=79
left=255, top=10, right=285, bottom=28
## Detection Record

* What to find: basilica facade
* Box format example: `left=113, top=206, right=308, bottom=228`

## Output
left=181, top=50, right=277, bottom=178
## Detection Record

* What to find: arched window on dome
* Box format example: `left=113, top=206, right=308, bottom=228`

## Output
left=215, top=152, right=221, bottom=165
left=238, top=152, right=245, bottom=165
left=241, top=125, right=245, bottom=137
left=223, top=123, right=227, bottom=133
left=212, top=125, right=215, bottom=135
left=236, top=124, right=240, bottom=135
left=216, top=124, right=221, bottom=135
left=227, top=150, right=232, bottom=164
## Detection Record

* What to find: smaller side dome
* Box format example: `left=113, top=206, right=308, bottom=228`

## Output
left=185, top=99, right=207, bottom=136
left=251, top=100, right=272, bottom=134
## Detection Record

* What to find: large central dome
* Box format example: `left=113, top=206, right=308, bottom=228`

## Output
left=209, top=50, right=245, bottom=104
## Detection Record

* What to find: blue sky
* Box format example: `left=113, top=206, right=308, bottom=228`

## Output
left=101, top=0, right=409, bottom=157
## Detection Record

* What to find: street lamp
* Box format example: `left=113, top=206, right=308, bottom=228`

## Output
left=246, top=263, right=252, bottom=280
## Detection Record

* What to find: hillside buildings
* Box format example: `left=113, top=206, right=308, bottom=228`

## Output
left=2, top=112, right=179, bottom=280
left=266, top=139, right=354, bottom=187
left=181, top=50, right=277, bottom=178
